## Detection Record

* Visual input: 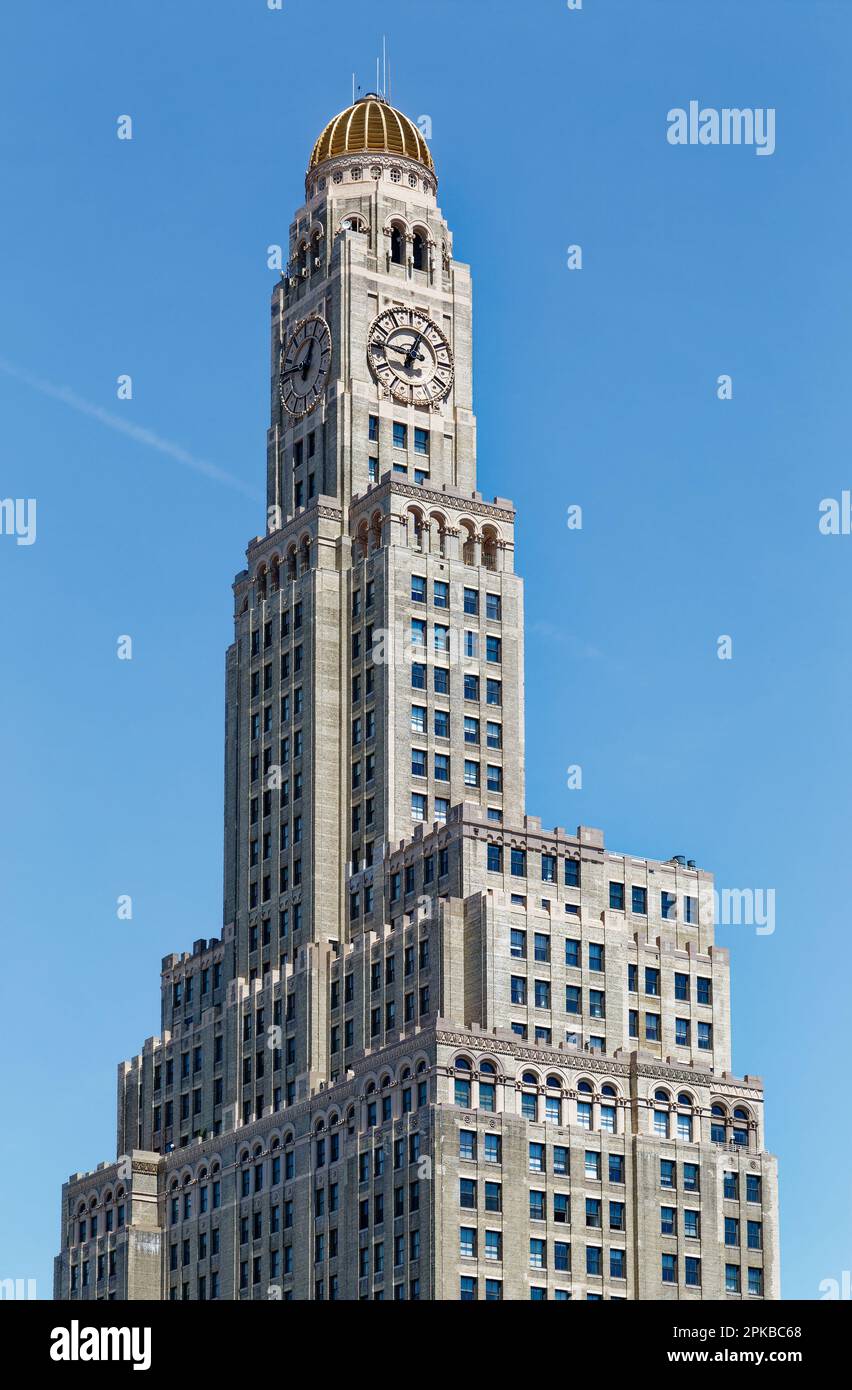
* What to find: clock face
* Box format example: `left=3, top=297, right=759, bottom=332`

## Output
left=278, top=315, right=332, bottom=419
left=367, top=306, right=454, bottom=406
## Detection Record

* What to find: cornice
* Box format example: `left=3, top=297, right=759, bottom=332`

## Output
left=352, top=479, right=515, bottom=524
left=307, top=152, right=437, bottom=197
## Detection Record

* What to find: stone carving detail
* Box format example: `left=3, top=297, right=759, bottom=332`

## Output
left=371, top=482, right=514, bottom=523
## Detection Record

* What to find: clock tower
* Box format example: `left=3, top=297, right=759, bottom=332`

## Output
left=56, top=94, right=780, bottom=1306
left=267, top=93, right=476, bottom=520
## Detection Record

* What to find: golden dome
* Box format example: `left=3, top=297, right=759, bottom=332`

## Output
left=308, top=95, right=434, bottom=176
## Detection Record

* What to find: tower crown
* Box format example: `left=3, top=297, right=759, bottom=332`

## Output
left=308, top=94, right=434, bottom=177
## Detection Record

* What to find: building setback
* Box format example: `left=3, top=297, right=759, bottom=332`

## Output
left=55, top=96, right=779, bottom=1303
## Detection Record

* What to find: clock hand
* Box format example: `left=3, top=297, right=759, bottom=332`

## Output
left=386, top=337, right=425, bottom=355
left=405, top=331, right=425, bottom=367
left=300, top=341, right=315, bottom=380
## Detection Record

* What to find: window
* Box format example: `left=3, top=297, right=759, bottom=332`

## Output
left=464, top=760, right=480, bottom=788
left=484, top=1182, right=502, bottom=1212
left=521, top=1089, right=537, bottom=1123
left=486, top=635, right=501, bottom=663
left=660, top=1206, right=676, bottom=1236
left=510, top=927, right=525, bottom=957
left=414, top=427, right=429, bottom=456
left=529, top=1143, right=545, bottom=1173
left=697, top=977, right=712, bottom=1005
left=484, top=1230, right=502, bottom=1263
left=459, top=1178, right=477, bottom=1209
left=484, top=1134, right=501, bottom=1164
left=609, top=881, right=625, bottom=910
left=631, top=885, right=647, bottom=915
left=433, top=579, right=448, bottom=608
left=486, top=592, right=501, bottom=621
left=529, top=1238, right=546, bottom=1269
left=662, top=1253, right=677, bottom=1284
left=411, top=704, right=427, bottom=734
left=684, top=894, right=698, bottom=924
left=662, top=890, right=677, bottom=921
left=684, top=1209, right=700, bottom=1240
left=610, top=1248, right=626, bottom=1280
left=565, top=938, right=580, bottom=968
left=726, top=1264, right=741, bottom=1294
left=685, top=1256, right=701, bottom=1288
left=533, top=933, right=550, bottom=963
left=459, top=1276, right=477, bottom=1301
left=724, top=1171, right=739, bottom=1201
left=411, top=575, right=426, bottom=603
left=748, top=1267, right=763, bottom=1296
left=697, top=1021, right=713, bottom=1051
left=660, top=1160, right=676, bottom=1190
left=393, top=422, right=407, bottom=450
left=459, top=1227, right=477, bottom=1259
left=486, top=721, right=501, bottom=749
left=510, top=848, right=526, bottom=877
left=746, top=1175, right=762, bottom=1204
left=452, top=1061, right=475, bottom=1107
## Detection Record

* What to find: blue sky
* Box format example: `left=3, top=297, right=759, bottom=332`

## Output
left=1, top=0, right=849, bottom=1300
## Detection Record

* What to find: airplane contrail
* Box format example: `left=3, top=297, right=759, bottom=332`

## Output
left=0, top=357, right=263, bottom=501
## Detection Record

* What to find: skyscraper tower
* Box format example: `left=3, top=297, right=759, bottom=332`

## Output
left=55, top=96, right=779, bottom=1303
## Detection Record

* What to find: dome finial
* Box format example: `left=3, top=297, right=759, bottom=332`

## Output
left=308, top=95, right=434, bottom=178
